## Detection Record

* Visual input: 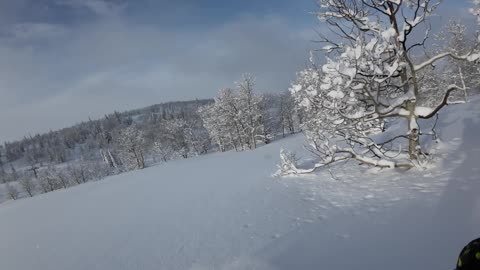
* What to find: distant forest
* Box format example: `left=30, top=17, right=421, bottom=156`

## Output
left=0, top=75, right=301, bottom=201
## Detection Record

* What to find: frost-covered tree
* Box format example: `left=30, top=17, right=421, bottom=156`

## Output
left=181, top=119, right=211, bottom=156
left=5, top=182, right=19, bottom=200
left=98, top=126, right=121, bottom=169
left=162, top=119, right=191, bottom=158
left=467, top=0, right=480, bottom=90
left=38, top=166, right=66, bottom=193
left=236, top=74, right=265, bottom=148
left=4, top=142, right=23, bottom=162
left=198, top=89, right=240, bottom=151
left=116, top=125, right=146, bottom=170
left=283, top=0, right=480, bottom=174
left=261, top=93, right=282, bottom=142
left=56, top=170, right=70, bottom=189
left=39, top=172, right=56, bottom=193
left=432, top=19, right=480, bottom=95
left=199, top=74, right=268, bottom=151
left=26, top=150, right=40, bottom=178
left=45, top=133, right=67, bottom=164
left=68, top=165, right=89, bottom=185
left=152, top=140, right=176, bottom=162
left=279, top=91, right=298, bottom=137
left=19, top=177, right=35, bottom=197
left=100, top=147, right=121, bottom=169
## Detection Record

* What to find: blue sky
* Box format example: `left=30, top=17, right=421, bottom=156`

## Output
left=0, top=0, right=475, bottom=142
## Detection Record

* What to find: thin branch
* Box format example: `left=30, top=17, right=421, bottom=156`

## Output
left=419, top=84, right=464, bottom=119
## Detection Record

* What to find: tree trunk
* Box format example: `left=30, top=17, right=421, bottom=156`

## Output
left=251, top=133, right=256, bottom=149
left=407, top=101, right=419, bottom=160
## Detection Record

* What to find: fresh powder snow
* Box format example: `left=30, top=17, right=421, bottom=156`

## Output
left=0, top=98, right=479, bottom=270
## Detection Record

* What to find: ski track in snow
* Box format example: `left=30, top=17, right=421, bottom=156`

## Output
left=0, top=97, right=479, bottom=270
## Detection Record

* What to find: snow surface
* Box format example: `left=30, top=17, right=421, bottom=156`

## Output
left=1, top=98, right=480, bottom=270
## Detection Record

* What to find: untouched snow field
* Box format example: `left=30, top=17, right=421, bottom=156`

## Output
left=1, top=98, right=480, bottom=270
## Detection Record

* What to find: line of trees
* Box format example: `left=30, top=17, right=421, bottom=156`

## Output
left=0, top=161, right=114, bottom=200
left=198, top=74, right=300, bottom=152
left=0, top=79, right=301, bottom=202
left=0, top=99, right=212, bottom=201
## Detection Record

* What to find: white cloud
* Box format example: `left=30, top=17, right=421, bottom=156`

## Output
left=8, top=22, right=68, bottom=40
left=55, top=0, right=126, bottom=17
left=0, top=14, right=315, bottom=142
left=0, top=0, right=474, bottom=143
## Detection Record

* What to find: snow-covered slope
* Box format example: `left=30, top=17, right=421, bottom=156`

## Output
left=1, top=98, right=479, bottom=270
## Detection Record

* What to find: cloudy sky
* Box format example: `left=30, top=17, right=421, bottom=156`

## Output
left=0, top=0, right=474, bottom=142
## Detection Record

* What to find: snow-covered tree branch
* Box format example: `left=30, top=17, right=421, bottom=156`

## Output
left=199, top=74, right=275, bottom=152
left=280, top=0, right=480, bottom=175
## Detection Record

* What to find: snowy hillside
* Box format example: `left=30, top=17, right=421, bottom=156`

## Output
left=0, top=97, right=479, bottom=270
